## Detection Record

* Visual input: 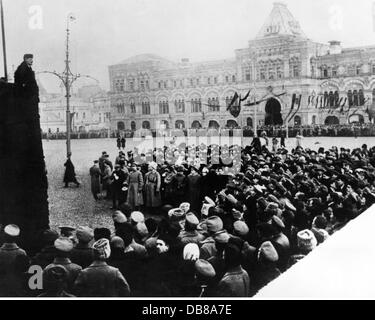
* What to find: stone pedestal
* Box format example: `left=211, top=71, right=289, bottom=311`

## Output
left=0, top=82, right=49, bottom=253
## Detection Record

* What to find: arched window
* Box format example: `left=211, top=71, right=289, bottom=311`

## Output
left=334, top=91, right=340, bottom=107
left=130, top=100, right=136, bottom=113
left=191, top=121, right=202, bottom=129
left=329, top=91, right=335, bottom=107
left=159, top=100, right=169, bottom=114
left=131, top=121, right=136, bottom=131
left=294, top=115, right=302, bottom=126
left=246, top=117, right=253, bottom=127
left=191, top=98, right=202, bottom=113
left=348, top=90, right=353, bottom=107
left=312, top=115, right=317, bottom=125
left=226, top=120, right=238, bottom=129
left=142, top=121, right=151, bottom=129
left=359, top=89, right=365, bottom=106
left=175, top=120, right=185, bottom=129
left=353, top=90, right=359, bottom=106
left=175, top=99, right=185, bottom=113
left=117, top=122, right=125, bottom=131
left=142, top=101, right=150, bottom=115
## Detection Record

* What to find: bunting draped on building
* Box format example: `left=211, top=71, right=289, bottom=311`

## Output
left=226, top=90, right=251, bottom=118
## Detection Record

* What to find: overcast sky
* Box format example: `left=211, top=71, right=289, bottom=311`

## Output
left=2, top=0, right=375, bottom=92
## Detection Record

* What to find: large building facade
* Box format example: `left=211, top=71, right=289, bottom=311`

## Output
left=108, top=2, right=375, bottom=132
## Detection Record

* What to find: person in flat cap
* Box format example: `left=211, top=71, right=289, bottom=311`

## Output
left=89, top=160, right=101, bottom=201
left=14, top=53, right=39, bottom=102
left=70, top=226, right=94, bottom=269
left=74, top=238, right=131, bottom=297
left=45, top=238, right=82, bottom=293
left=144, top=162, right=162, bottom=212
left=38, top=265, right=75, bottom=297
left=178, top=212, right=205, bottom=245
left=0, top=225, right=27, bottom=275
left=112, top=211, right=128, bottom=232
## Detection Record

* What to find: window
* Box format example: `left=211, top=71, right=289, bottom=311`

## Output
left=348, top=90, right=353, bottom=107
left=289, top=58, right=300, bottom=78
left=191, top=98, right=202, bottom=113
left=372, top=64, right=375, bottom=75
left=130, top=101, right=136, bottom=114
left=232, top=75, right=236, bottom=83
left=174, top=80, right=177, bottom=88
left=243, top=67, right=251, bottom=81
left=196, top=78, right=200, bottom=85
left=114, top=79, right=124, bottom=92
left=312, top=115, right=316, bottom=125
left=140, top=80, right=145, bottom=91
left=146, top=80, right=149, bottom=89
left=356, top=66, right=361, bottom=76
left=158, top=82, right=162, bottom=89
left=175, top=99, right=185, bottom=113
left=190, top=79, right=194, bottom=86
left=57, top=128, right=59, bottom=133
left=373, top=89, right=375, bottom=104
left=225, top=76, right=229, bottom=83
left=116, top=101, right=125, bottom=114
left=277, top=66, right=283, bottom=79
left=353, top=90, right=359, bottom=106
left=83, top=112, right=86, bottom=119
left=99, top=113, right=102, bottom=123
left=129, top=80, right=134, bottom=91
left=159, top=101, right=169, bottom=114
left=293, top=65, right=299, bottom=78
left=164, top=81, right=168, bottom=89
left=359, top=89, right=365, bottom=106
left=207, top=77, right=211, bottom=85
left=208, top=97, right=220, bottom=112
left=348, top=65, right=356, bottom=76
left=142, top=101, right=150, bottom=115
left=332, top=66, right=337, bottom=77
left=180, top=80, right=183, bottom=87
left=214, top=77, right=218, bottom=84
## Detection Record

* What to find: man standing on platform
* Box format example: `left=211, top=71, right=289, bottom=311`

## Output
left=14, top=54, right=39, bottom=102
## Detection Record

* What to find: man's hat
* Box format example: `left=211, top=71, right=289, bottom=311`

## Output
left=54, top=237, right=74, bottom=252
left=76, top=226, right=94, bottom=243
left=43, top=265, right=68, bottom=284
left=23, top=54, right=33, bottom=60
left=194, top=259, right=216, bottom=278
left=4, top=224, right=20, bottom=237
left=59, top=226, right=76, bottom=235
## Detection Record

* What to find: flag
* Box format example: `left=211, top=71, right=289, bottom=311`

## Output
left=289, top=95, right=302, bottom=122
left=227, top=92, right=241, bottom=118
left=240, top=90, right=251, bottom=102
left=68, top=13, right=76, bottom=22
left=285, top=94, right=296, bottom=121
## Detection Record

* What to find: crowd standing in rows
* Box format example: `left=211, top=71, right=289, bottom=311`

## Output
left=2, top=134, right=375, bottom=297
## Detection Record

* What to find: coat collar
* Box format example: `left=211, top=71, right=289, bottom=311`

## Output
left=0, top=243, right=20, bottom=250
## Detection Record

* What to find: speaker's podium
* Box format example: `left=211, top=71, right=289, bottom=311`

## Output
left=0, top=81, right=49, bottom=253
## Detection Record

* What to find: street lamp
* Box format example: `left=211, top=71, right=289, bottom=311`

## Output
left=1, top=0, right=8, bottom=81
left=38, top=13, right=98, bottom=157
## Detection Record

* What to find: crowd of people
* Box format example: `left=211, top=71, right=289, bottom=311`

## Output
left=2, top=135, right=375, bottom=298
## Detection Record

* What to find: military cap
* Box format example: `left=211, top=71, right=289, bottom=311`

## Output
left=185, top=212, right=199, bottom=227
left=168, top=208, right=186, bottom=221
left=267, top=194, right=281, bottom=206
left=213, top=230, right=231, bottom=244
left=23, top=53, right=33, bottom=60
left=206, top=216, right=223, bottom=233
left=42, top=229, right=59, bottom=244
left=195, top=259, right=216, bottom=278
left=233, top=221, right=249, bottom=236
left=4, top=224, right=20, bottom=237
left=259, top=241, right=279, bottom=262
left=179, top=202, right=191, bottom=214
left=76, top=226, right=94, bottom=243
left=112, top=211, right=127, bottom=224
left=135, top=222, right=149, bottom=238
left=59, top=226, right=76, bottom=235
left=54, top=237, right=74, bottom=252
left=271, top=215, right=285, bottom=229
left=43, top=265, right=68, bottom=283
left=93, top=238, right=111, bottom=259
left=130, top=211, right=145, bottom=224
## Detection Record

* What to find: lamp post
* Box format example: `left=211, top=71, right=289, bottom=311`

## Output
left=1, top=0, right=8, bottom=81
left=38, top=13, right=98, bottom=157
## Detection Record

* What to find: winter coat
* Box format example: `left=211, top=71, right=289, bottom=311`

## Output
left=126, top=170, right=144, bottom=209
left=144, top=171, right=162, bottom=208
